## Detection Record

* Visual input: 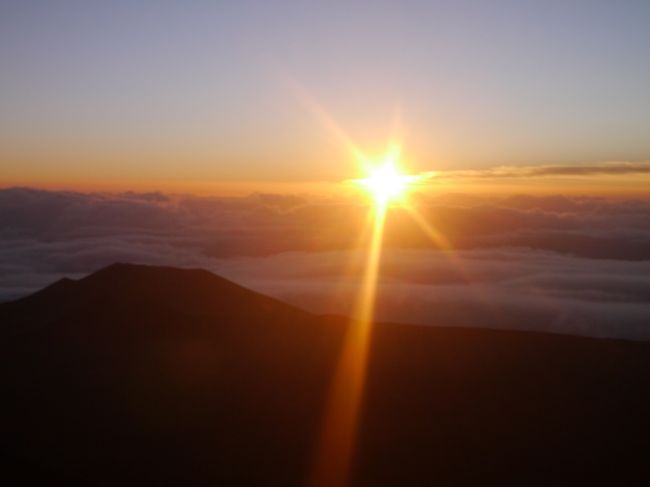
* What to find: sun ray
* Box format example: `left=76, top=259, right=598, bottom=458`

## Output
left=310, top=200, right=387, bottom=487
left=292, top=90, right=443, bottom=486
left=309, top=134, right=433, bottom=486
left=312, top=145, right=416, bottom=486
left=285, top=77, right=367, bottom=163
left=400, top=198, right=455, bottom=252
left=399, top=197, right=502, bottom=318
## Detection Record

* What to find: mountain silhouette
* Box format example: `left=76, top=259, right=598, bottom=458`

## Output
left=1, top=263, right=649, bottom=486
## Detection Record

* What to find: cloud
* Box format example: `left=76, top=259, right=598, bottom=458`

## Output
left=213, top=249, right=650, bottom=340
left=1, top=187, right=649, bottom=340
left=430, top=161, right=650, bottom=180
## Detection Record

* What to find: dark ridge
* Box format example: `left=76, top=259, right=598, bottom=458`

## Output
left=12, top=276, right=76, bottom=302
left=2, top=263, right=310, bottom=331
left=1, top=263, right=649, bottom=486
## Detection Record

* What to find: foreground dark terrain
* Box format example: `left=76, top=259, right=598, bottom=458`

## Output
left=1, top=263, right=649, bottom=486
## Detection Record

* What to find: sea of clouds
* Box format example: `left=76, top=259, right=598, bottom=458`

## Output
left=1, top=187, right=649, bottom=339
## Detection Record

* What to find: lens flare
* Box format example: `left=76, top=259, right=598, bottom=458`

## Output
left=355, top=147, right=422, bottom=206
left=311, top=202, right=387, bottom=487
left=293, top=86, right=449, bottom=487
left=311, top=147, right=423, bottom=487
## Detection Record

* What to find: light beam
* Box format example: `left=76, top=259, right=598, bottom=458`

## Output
left=311, top=200, right=387, bottom=487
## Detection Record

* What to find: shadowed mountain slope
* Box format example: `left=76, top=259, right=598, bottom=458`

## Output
left=1, top=263, right=649, bottom=486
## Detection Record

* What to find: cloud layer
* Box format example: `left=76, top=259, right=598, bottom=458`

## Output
left=1, top=187, right=649, bottom=340
left=215, top=249, right=650, bottom=340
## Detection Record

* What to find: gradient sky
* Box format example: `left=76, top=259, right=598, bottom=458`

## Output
left=2, top=1, right=650, bottom=191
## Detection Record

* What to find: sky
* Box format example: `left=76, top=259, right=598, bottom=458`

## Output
left=2, top=0, right=650, bottom=193
left=2, top=8, right=649, bottom=482
left=1, top=2, right=650, bottom=339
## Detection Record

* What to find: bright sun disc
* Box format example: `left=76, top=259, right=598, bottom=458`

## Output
left=357, top=153, right=419, bottom=204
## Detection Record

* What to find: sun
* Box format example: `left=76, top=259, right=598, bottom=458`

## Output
left=356, top=148, right=420, bottom=205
